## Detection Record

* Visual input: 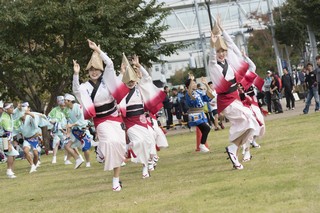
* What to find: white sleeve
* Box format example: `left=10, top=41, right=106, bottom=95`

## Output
left=244, top=56, right=256, bottom=72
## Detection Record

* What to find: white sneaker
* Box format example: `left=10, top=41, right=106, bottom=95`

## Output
left=6, top=170, right=15, bottom=176
left=242, top=151, right=252, bottom=162
left=142, top=166, right=150, bottom=179
left=113, top=184, right=122, bottom=192
left=30, top=164, right=37, bottom=173
left=86, top=162, right=91, bottom=168
left=36, top=161, right=41, bottom=168
left=148, top=161, right=154, bottom=171
left=199, top=144, right=210, bottom=153
left=52, top=156, right=57, bottom=164
left=79, top=155, right=84, bottom=161
left=7, top=174, right=17, bottom=179
left=64, top=160, right=73, bottom=165
left=95, top=148, right=105, bottom=163
left=251, top=141, right=261, bottom=148
left=120, top=162, right=126, bottom=167
left=74, top=157, right=84, bottom=169
left=225, top=146, right=243, bottom=170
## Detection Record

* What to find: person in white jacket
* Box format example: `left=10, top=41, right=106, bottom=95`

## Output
left=73, top=39, right=129, bottom=191
left=207, top=17, right=259, bottom=170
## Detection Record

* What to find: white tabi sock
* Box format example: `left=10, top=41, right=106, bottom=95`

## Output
left=112, top=177, right=120, bottom=188
left=228, top=143, right=238, bottom=154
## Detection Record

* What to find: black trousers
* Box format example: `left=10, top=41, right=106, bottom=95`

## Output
left=284, top=90, right=295, bottom=109
left=197, top=122, right=211, bottom=144
left=164, top=108, right=173, bottom=129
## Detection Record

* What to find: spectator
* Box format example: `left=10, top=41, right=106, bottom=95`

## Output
left=263, top=70, right=273, bottom=114
left=163, top=86, right=173, bottom=130
left=270, top=74, right=283, bottom=114
left=315, top=55, right=320, bottom=95
left=281, top=67, right=295, bottom=110
left=171, top=88, right=182, bottom=128
left=177, top=85, right=192, bottom=131
left=303, top=63, right=320, bottom=114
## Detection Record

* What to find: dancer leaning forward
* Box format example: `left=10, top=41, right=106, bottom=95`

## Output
left=73, top=39, right=130, bottom=191
left=207, top=17, right=260, bottom=170
left=118, top=54, right=166, bottom=179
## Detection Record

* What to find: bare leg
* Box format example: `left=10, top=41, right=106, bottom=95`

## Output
left=64, top=141, right=79, bottom=160
left=23, top=146, right=33, bottom=165
left=7, top=156, right=14, bottom=170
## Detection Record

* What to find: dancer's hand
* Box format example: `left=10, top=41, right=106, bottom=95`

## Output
left=201, top=76, right=207, bottom=84
left=210, top=34, right=218, bottom=47
left=87, top=39, right=101, bottom=53
left=73, top=60, right=80, bottom=74
left=216, top=15, right=223, bottom=31
left=131, top=55, right=141, bottom=68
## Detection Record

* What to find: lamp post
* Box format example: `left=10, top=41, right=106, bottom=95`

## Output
left=204, top=0, right=213, bottom=30
left=194, top=0, right=209, bottom=77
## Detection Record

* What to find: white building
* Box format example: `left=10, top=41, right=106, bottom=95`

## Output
left=151, top=0, right=286, bottom=86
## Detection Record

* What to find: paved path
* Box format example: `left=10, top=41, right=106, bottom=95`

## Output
left=165, top=99, right=316, bottom=136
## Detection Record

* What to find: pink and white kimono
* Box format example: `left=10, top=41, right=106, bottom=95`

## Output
left=208, top=30, right=259, bottom=145
left=73, top=51, right=129, bottom=171
left=119, top=66, right=166, bottom=166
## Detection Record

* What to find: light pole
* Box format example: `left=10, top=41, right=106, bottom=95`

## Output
left=204, top=0, right=213, bottom=30
left=194, top=0, right=209, bottom=77
left=266, top=0, right=283, bottom=77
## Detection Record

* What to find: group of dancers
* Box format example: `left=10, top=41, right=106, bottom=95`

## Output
left=1, top=16, right=267, bottom=191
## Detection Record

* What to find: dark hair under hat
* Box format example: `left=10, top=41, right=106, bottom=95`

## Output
left=185, top=79, right=192, bottom=88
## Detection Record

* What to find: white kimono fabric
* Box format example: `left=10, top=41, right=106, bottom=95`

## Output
left=208, top=30, right=259, bottom=144
left=224, top=100, right=259, bottom=144
left=73, top=51, right=127, bottom=171
left=151, top=117, right=168, bottom=148
left=96, top=120, right=126, bottom=171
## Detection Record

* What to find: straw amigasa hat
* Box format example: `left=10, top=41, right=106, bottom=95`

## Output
left=122, top=53, right=139, bottom=84
left=211, top=21, right=227, bottom=51
left=85, top=51, right=104, bottom=71
left=211, top=22, right=222, bottom=36
left=215, top=36, right=227, bottom=51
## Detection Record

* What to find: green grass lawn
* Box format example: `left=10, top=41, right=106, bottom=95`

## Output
left=1, top=113, right=319, bottom=213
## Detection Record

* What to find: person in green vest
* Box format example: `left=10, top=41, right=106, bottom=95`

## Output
left=0, top=102, right=19, bottom=178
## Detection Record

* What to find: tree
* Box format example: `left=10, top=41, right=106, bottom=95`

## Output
left=0, top=0, right=183, bottom=114
left=272, top=0, right=320, bottom=65
left=247, top=29, right=277, bottom=76
left=169, top=67, right=205, bottom=86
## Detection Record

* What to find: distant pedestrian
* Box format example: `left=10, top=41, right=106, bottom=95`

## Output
left=281, top=67, right=295, bottom=110
left=303, top=63, right=320, bottom=114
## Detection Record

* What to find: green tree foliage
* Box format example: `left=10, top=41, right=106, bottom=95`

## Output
left=0, top=0, right=182, bottom=113
left=273, top=0, right=320, bottom=65
left=247, top=29, right=277, bottom=76
left=169, top=67, right=205, bottom=86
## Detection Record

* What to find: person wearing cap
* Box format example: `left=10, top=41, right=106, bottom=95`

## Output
left=185, top=74, right=214, bottom=153
left=73, top=40, right=129, bottom=191
left=48, top=96, right=70, bottom=164
left=263, top=70, right=273, bottom=114
left=15, top=103, right=42, bottom=173
left=118, top=54, right=166, bottom=178
left=64, top=93, right=92, bottom=168
left=0, top=102, right=19, bottom=178
left=208, top=16, right=260, bottom=170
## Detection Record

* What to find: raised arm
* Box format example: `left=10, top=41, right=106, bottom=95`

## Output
left=72, top=59, right=81, bottom=95
left=242, top=51, right=256, bottom=72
